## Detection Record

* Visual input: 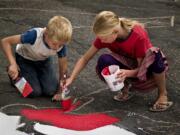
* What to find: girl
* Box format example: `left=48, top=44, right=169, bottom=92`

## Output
left=65, top=11, right=173, bottom=112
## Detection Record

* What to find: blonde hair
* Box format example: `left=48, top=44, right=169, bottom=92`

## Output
left=46, top=16, right=72, bottom=43
left=93, top=11, right=144, bottom=36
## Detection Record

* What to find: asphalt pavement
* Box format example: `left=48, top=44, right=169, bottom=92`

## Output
left=0, top=0, right=180, bottom=134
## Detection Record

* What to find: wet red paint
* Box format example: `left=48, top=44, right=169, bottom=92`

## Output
left=102, top=67, right=110, bottom=75
left=61, top=98, right=72, bottom=111
left=21, top=108, right=119, bottom=130
left=64, top=99, right=81, bottom=112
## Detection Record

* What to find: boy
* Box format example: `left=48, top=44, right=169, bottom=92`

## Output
left=1, top=16, right=72, bottom=98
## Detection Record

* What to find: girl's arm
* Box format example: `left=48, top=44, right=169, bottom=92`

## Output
left=126, top=58, right=143, bottom=77
left=66, top=45, right=99, bottom=86
left=117, top=58, right=143, bottom=81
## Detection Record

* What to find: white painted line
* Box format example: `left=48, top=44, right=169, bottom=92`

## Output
left=62, top=1, right=174, bottom=13
left=133, top=16, right=172, bottom=19
left=83, top=87, right=109, bottom=97
left=147, top=26, right=169, bottom=28
left=72, top=97, right=94, bottom=112
left=73, top=26, right=91, bottom=29
left=0, top=8, right=95, bottom=15
left=0, top=7, right=174, bottom=29
left=171, top=16, right=175, bottom=27
left=0, top=103, right=38, bottom=112
left=34, top=123, right=136, bottom=135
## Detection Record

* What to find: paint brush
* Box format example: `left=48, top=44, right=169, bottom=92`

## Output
left=61, top=74, right=72, bottom=111
left=14, top=77, right=33, bottom=97
left=64, top=97, right=94, bottom=114
left=7, top=68, right=33, bottom=97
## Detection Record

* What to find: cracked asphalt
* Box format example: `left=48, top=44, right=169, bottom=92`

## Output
left=0, top=0, right=180, bottom=134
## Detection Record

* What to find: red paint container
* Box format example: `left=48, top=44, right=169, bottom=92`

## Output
left=61, top=84, right=72, bottom=111
left=61, top=97, right=72, bottom=111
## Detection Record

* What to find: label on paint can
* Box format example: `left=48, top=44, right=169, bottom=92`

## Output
left=61, top=87, right=71, bottom=99
left=61, top=87, right=72, bottom=111
left=7, top=66, right=33, bottom=97
left=14, top=77, right=33, bottom=97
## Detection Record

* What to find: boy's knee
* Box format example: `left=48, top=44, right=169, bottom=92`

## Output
left=43, top=88, right=57, bottom=96
left=42, top=83, right=58, bottom=96
left=27, top=84, right=42, bottom=97
left=28, top=90, right=42, bottom=97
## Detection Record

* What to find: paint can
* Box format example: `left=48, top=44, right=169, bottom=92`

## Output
left=101, top=65, right=124, bottom=92
left=61, top=97, right=72, bottom=111
left=61, top=87, right=72, bottom=111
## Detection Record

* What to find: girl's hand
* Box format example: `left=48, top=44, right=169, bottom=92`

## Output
left=52, top=77, right=73, bottom=102
left=60, top=79, right=66, bottom=90
left=116, top=69, right=128, bottom=82
left=52, top=77, right=66, bottom=102
left=8, top=64, right=19, bottom=80
left=64, top=77, right=73, bottom=88
left=60, top=74, right=68, bottom=90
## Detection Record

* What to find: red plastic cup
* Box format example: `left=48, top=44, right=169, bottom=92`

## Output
left=61, top=97, right=72, bottom=111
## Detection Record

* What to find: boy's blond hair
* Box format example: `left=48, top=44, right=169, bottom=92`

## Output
left=46, top=16, right=72, bottom=43
left=93, top=11, right=144, bottom=36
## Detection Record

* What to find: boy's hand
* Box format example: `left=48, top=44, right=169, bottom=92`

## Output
left=8, top=64, right=19, bottom=80
left=52, top=74, right=67, bottom=102
left=52, top=75, right=73, bottom=102
left=52, top=92, right=62, bottom=101
left=52, top=80, right=63, bottom=102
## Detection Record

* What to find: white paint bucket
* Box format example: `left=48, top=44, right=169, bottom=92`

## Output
left=101, top=65, right=124, bottom=92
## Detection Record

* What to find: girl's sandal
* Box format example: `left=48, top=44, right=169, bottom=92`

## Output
left=149, top=101, right=173, bottom=112
left=113, top=91, right=134, bottom=102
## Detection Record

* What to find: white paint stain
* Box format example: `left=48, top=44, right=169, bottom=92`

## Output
left=0, top=112, right=28, bottom=135
left=34, top=123, right=136, bottom=135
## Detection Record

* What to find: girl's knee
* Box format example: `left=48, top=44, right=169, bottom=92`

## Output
left=149, top=52, right=166, bottom=74
left=97, top=54, right=114, bottom=71
left=97, top=54, right=122, bottom=73
left=97, top=54, right=114, bottom=65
